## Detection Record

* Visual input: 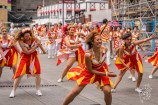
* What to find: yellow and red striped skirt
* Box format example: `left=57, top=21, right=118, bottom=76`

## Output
left=0, top=47, right=18, bottom=67
left=147, top=48, right=158, bottom=66
left=67, top=63, right=113, bottom=87
left=13, top=52, right=41, bottom=79
left=115, top=53, right=143, bottom=73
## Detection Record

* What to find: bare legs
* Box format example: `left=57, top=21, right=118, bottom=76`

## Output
left=136, top=73, right=143, bottom=88
left=58, top=57, right=76, bottom=82
left=113, top=70, right=127, bottom=89
left=129, top=69, right=136, bottom=82
left=149, top=65, right=158, bottom=78
left=63, top=85, right=86, bottom=105
left=12, top=65, right=16, bottom=75
left=113, top=69, right=143, bottom=92
left=35, top=74, right=41, bottom=90
left=63, top=84, right=112, bottom=105
left=129, top=69, right=135, bottom=77
left=12, top=76, right=23, bottom=93
left=35, top=74, right=42, bottom=96
left=9, top=74, right=42, bottom=98
left=102, top=85, right=112, bottom=105
left=9, top=76, right=23, bottom=98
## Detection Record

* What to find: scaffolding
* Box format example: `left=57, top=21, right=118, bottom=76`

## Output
left=111, top=0, right=158, bottom=36
left=111, top=0, right=158, bottom=50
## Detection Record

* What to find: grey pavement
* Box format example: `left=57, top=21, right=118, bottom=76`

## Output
left=0, top=51, right=158, bottom=105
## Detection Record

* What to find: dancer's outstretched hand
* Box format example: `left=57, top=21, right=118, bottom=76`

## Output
left=150, top=34, right=156, bottom=39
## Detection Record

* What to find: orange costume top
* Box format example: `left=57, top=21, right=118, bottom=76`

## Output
left=113, top=31, right=122, bottom=50
left=0, top=36, right=18, bottom=67
left=147, top=48, right=158, bottom=66
left=13, top=40, right=41, bottom=79
left=132, top=32, right=139, bottom=41
left=100, top=24, right=111, bottom=43
left=67, top=47, right=113, bottom=87
left=115, top=43, right=143, bottom=73
left=57, top=35, right=80, bottom=65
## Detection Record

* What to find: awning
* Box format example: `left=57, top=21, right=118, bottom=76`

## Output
left=90, top=8, right=96, bottom=11
left=75, top=8, right=80, bottom=12
left=67, top=8, right=72, bottom=12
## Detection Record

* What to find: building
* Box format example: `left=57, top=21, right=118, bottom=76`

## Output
left=34, top=0, right=111, bottom=25
left=9, top=0, right=57, bottom=23
left=0, top=0, right=9, bottom=23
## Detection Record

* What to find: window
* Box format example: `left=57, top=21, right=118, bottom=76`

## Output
left=0, top=5, right=7, bottom=9
left=17, top=9, right=21, bottom=11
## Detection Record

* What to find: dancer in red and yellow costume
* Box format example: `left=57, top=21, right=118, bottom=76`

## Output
left=0, top=27, right=19, bottom=78
left=113, top=32, right=156, bottom=93
left=9, top=27, right=43, bottom=98
left=147, top=40, right=158, bottom=79
left=63, top=32, right=116, bottom=105
left=57, top=25, right=82, bottom=82
left=100, top=19, right=111, bottom=65
left=127, top=27, right=145, bottom=82
left=47, top=35, right=56, bottom=59
left=113, top=27, right=122, bottom=50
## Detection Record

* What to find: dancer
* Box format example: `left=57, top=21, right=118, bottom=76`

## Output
left=78, top=24, right=89, bottom=51
left=147, top=40, right=158, bottom=79
left=100, top=18, right=111, bottom=65
left=47, top=36, right=56, bottom=58
left=9, top=27, right=42, bottom=98
left=113, top=32, right=155, bottom=93
left=57, top=25, right=82, bottom=82
left=63, top=31, right=116, bottom=105
left=128, top=27, right=145, bottom=82
left=112, top=27, right=122, bottom=60
left=0, top=27, right=19, bottom=78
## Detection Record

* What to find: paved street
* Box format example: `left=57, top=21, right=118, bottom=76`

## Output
left=0, top=52, right=158, bottom=105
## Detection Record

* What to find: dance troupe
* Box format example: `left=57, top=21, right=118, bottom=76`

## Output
left=0, top=18, right=157, bottom=105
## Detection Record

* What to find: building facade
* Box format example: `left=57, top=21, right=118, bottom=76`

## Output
left=0, top=0, right=9, bottom=23
left=9, top=0, right=57, bottom=23
left=34, top=0, right=111, bottom=25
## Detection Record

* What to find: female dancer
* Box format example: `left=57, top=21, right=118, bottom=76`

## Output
left=113, top=32, right=155, bottom=93
left=47, top=36, right=56, bottom=58
left=79, top=24, right=89, bottom=51
left=112, top=27, right=122, bottom=60
left=9, top=27, right=42, bottom=98
left=0, top=27, right=19, bottom=78
left=100, top=19, right=111, bottom=66
left=63, top=31, right=116, bottom=105
left=147, top=40, right=158, bottom=79
left=128, top=27, right=145, bottom=82
left=57, top=25, right=82, bottom=82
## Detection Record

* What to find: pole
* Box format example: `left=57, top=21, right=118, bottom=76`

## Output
left=62, top=0, right=64, bottom=25
left=74, top=0, right=76, bottom=23
left=43, top=0, right=45, bottom=7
